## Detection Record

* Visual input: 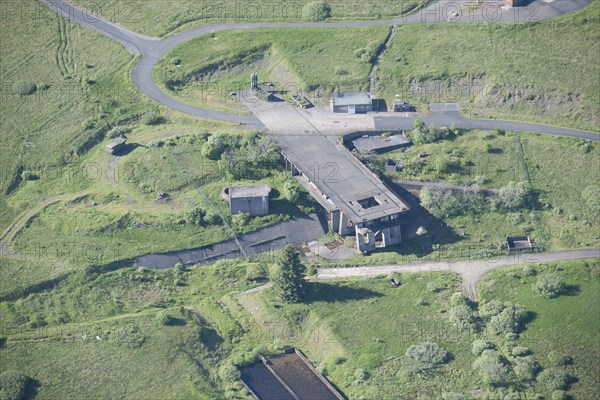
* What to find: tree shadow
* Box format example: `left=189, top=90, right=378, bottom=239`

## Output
left=303, top=282, right=383, bottom=304
left=562, top=284, right=581, bottom=297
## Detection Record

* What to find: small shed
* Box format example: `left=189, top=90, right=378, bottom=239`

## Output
left=506, top=235, right=534, bottom=253
left=393, top=100, right=410, bottom=112
left=384, top=159, right=402, bottom=172
left=332, top=92, right=372, bottom=114
left=223, top=185, right=271, bottom=216
left=106, top=137, right=126, bottom=154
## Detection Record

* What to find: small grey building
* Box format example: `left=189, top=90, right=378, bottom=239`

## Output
left=106, top=137, right=126, bottom=154
left=332, top=92, right=372, bottom=114
left=224, top=185, right=271, bottom=216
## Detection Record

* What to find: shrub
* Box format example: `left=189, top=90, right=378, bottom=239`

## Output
left=496, top=181, right=530, bottom=209
left=546, top=351, right=572, bottom=367
left=441, top=394, right=468, bottom=400
left=404, top=342, right=449, bottom=373
left=479, top=299, right=506, bottom=319
left=537, top=368, right=571, bottom=391
left=12, top=81, right=36, bottom=95
left=245, top=264, right=268, bottom=281
left=450, top=292, right=468, bottom=307
left=420, top=187, right=465, bottom=218
left=38, top=82, right=50, bottom=91
left=487, top=305, right=527, bottom=335
left=511, top=346, right=531, bottom=357
left=0, top=370, right=32, bottom=400
left=201, top=133, right=227, bottom=160
left=302, top=1, right=331, bottom=21
left=203, top=209, right=222, bottom=225
left=473, top=350, right=509, bottom=386
left=231, top=212, right=250, bottom=229
left=187, top=207, right=207, bottom=226
left=156, top=310, right=173, bottom=326
left=218, top=363, right=240, bottom=383
left=522, top=266, right=537, bottom=276
left=20, top=170, right=38, bottom=181
left=472, top=339, right=495, bottom=356
left=551, top=390, right=568, bottom=400
left=449, top=304, right=474, bottom=330
left=513, top=356, right=540, bottom=382
left=141, top=110, right=163, bottom=125
left=532, top=274, right=566, bottom=298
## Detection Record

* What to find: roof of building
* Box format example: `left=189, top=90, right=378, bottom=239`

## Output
left=106, top=137, right=126, bottom=149
left=351, top=132, right=411, bottom=152
left=229, top=185, right=271, bottom=198
left=332, top=92, right=372, bottom=106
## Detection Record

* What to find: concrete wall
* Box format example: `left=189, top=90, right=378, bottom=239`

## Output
left=230, top=196, right=269, bottom=216
left=332, top=104, right=372, bottom=114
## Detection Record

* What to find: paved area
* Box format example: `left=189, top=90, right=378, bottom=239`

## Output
left=316, top=248, right=600, bottom=300
left=135, top=213, right=327, bottom=269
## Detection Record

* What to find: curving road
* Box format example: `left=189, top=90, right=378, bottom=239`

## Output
left=41, top=0, right=598, bottom=137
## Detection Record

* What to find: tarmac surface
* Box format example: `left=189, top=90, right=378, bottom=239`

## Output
left=135, top=213, right=327, bottom=269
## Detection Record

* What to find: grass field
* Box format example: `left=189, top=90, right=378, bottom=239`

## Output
left=0, top=260, right=278, bottom=399
left=72, top=0, right=431, bottom=37
left=377, top=2, right=600, bottom=131
left=237, top=259, right=600, bottom=398
left=0, top=0, right=154, bottom=233
left=479, top=259, right=600, bottom=399
left=155, top=26, right=389, bottom=114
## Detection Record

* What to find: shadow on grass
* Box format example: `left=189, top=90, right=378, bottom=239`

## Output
left=303, top=282, right=383, bottom=304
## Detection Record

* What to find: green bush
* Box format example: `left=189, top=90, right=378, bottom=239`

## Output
left=302, top=1, right=331, bottom=22
left=218, top=363, right=240, bottom=383
left=141, top=110, right=163, bottom=125
left=231, top=212, right=250, bottom=229
left=551, top=390, right=568, bottom=400
left=404, top=342, right=449, bottom=373
left=496, top=181, right=530, bottom=209
left=201, top=133, right=227, bottom=160
left=581, top=185, right=600, bottom=213
left=511, top=346, right=531, bottom=357
left=532, top=274, right=566, bottom=298
left=187, top=207, right=207, bottom=226
left=203, top=209, right=222, bottom=226
left=441, top=393, right=468, bottom=400
left=472, top=339, right=495, bottom=356
left=245, top=264, right=268, bottom=281
left=20, top=170, right=38, bottom=181
left=487, top=304, right=527, bottom=335
left=0, top=371, right=32, bottom=400
left=12, top=81, right=36, bottom=95
left=449, top=304, right=473, bottom=330
left=473, top=350, right=509, bottom=387
left=513, top=356, right=540, bottom=382
left=420, top=187, right=466, bottom=218
left=479, top=299, right=506, bottom=319
left=546, top=351, right=572, bottom=367
left=537, top=368, right=571, bottom=391
left=155, top=310, right=173, bottom=326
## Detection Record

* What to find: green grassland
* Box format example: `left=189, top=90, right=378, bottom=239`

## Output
left=72, top=0, right=430, bottom=37
left=0, top=0, right=153, bottom=233
left=0, top=260, right=278, bottom=399
left=377, top=2, right=600, bottom=131
left=155, top=26, right=389, bottom=114
left=479, top=259, right=600, bottom=399
left=237, top=259, right=600, bottom=399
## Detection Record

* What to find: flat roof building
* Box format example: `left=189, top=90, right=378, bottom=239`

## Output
left=223, top=185, right=271, bottom=216
left=332, top=92, right=372, bottom=114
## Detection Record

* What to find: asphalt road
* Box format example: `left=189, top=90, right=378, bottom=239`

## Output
left=41, top=0, right=598, bottom=138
